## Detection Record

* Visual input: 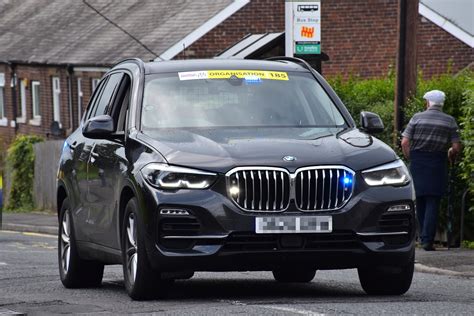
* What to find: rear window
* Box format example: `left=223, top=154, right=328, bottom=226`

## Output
left=141, top=70, right=346, bottom=130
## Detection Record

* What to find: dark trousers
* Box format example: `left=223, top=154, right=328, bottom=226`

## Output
left=416, top=195, right=441, bottom=245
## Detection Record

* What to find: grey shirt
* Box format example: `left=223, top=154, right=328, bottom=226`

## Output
left=402, top=105, right=460, bottom=152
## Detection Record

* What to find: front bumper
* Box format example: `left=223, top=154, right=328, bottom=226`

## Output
left=139, top=177, right=416, bottom=272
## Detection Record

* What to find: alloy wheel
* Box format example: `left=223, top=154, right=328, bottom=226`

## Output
left=126, top=213, right=138, bottom=284
left=60, top=210, right=71, bottom=273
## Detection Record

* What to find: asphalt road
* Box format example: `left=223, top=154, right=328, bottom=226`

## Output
left=0, top=230, right=472, bottom=315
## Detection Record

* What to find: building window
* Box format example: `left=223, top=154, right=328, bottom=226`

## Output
left=0, top=73, right=7, bottom=126
left=92, top=78, right=100, bottom=92
left=17, top=79, right=27, bottom=123
left=30, top=81, right=41, bottom=125
left=52, top=77, right=61, bottom=127
left=77, top=78, right=83, bottom=125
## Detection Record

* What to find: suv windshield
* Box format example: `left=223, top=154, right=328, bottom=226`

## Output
left=142, top=70, right=346, bottom=130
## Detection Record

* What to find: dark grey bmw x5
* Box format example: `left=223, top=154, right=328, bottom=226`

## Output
left=57, top=57, right=415, bottom=300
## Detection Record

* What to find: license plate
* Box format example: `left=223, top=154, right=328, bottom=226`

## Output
left=255, top=216, right=332, bottom=234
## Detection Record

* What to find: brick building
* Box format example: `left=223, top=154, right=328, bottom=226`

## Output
left=0, top=0, right=472, bottom=144
left=0, top=0, right=244, bottom=144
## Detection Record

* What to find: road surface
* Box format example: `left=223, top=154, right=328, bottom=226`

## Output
left=0, top=230, right=472, bottom=315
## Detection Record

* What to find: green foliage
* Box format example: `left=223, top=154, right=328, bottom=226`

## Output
left=461, top=240, right=474, bottom=250
left=0, top=135, right=6, bottom=175
left=328, top=70, right=474, bottom=240
left=411, top=72, right=470, bottom=123
left=5, top=135, right=44, bottom=211
left=412, top=72, right=473, bottom=240
left=328, top=71, right=472, bottom=147
left=330, top=75, right=392, bottom=145
left=459, top=77, right=474, bottom=210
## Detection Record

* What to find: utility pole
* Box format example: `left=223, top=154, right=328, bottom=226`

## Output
left=394, top=0, right=418, bottom=147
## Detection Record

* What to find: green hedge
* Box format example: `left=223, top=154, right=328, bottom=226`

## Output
left=329, top=71, right=472, bottom=145
left=459, top=78, right=474, bottom=212
left=328, top=70, right=474, bottom=241
left=5, top=135, right=44, bottom=211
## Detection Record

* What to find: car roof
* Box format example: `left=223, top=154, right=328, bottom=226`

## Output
left=143, top=58, right=309, bottom=75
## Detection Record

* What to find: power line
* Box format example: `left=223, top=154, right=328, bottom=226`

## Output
left=82, top=0, right=159, bottom=58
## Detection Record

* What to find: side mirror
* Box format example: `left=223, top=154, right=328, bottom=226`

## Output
left=82, top=115, right=114, bottom=139
left=360, top=111, right=384, bottom=134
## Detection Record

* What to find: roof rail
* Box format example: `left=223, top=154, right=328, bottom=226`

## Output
left=265, top=56, right=313, bottom=72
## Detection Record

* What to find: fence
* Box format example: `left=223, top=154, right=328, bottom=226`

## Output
left=32, top=140, right=64, bottom=212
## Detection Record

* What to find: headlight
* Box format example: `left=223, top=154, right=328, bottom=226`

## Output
left=141, top=163, right=217, bottom=189
left=362, top=160, right=410, bottom=186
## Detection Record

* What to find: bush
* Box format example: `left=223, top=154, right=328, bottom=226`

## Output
left=328, top=70, right=474, bottom=241
left=329, top=71, right=472, bottom=145
left=459, top=78, right=474, bottom=211
left=461, top=240, right=474, bottom=249
left=5, top=135, right=44, bottom=211
left=330, top=74, right=396, bottom=145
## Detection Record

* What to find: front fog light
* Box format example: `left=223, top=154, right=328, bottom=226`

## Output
left=387, top=204, right=411, bottom=212
left=229, top=186, right=240, bottom=196
left=160, top=209, right=190, bottom=216
left=362, top=160, right=411, bottom=186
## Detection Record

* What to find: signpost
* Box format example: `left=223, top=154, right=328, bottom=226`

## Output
left=285, top=0, right=321, bottom=57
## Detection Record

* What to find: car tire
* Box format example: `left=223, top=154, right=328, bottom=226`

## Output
left=358, top=254, right=414, bottom=295
left=272, top=269, right=316, bottom=283
left=121, top=197, right=171, bottom=300
left=58, top=197, right=104, bottom=288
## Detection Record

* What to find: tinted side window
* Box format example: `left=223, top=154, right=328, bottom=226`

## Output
left=84, top=76, right=108, bottom=121
left=109, top=75, right=131, bottom=132
left=93, top=73, right=123, bottom=117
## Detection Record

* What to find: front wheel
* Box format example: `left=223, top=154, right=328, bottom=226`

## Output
left=358, top=255, right=414, bottom=295
left=272, top=269, right=316, bottom=283
left=58, top=198, right=104, bottom=288
left=121, top=197, right=171, bottom=300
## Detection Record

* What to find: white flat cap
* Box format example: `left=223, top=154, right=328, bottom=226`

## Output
left=423, top=90, right=446, bottom=106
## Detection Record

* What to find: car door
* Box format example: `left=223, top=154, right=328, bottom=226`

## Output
left=86, top=72, right=129, bottom=249
left=71, top=77, right=109, bottom=242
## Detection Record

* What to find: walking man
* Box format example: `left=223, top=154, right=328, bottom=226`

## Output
left=401, top=90, right=461, bottom=251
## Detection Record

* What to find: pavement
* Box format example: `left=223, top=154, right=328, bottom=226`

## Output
left=1, top=211, right=473, bottom=278
left=1, top=212, right=58, bottom=235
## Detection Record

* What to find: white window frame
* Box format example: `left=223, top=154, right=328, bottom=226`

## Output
left=0, top=73, right=7, bottom=126
left=52, top=77, right=61, bottom=127
left=77, top=78, right=83, bottom=125
left=29, top=81, right=41, bottom=126
left=91, top=78, right=100, bottom=93
left=17, top=79, right=27, bottom=124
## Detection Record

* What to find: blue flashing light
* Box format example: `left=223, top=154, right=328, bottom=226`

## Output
left=342, top=176, right=353, bottom=185
left=244, top=76, right=262, bottom=85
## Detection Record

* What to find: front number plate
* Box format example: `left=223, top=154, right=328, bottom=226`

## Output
left=255, top=216, right=332, bottom=234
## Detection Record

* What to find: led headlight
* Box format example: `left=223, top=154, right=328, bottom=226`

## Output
left=362, top=160, right=410, bottom=186
left=141, top=163, right=217, bottom=189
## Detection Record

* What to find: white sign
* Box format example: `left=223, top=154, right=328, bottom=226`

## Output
left=285, top=0, right=321, bottom=56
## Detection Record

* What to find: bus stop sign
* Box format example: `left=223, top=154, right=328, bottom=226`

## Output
left=285, top=0, right=321, bottom=56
